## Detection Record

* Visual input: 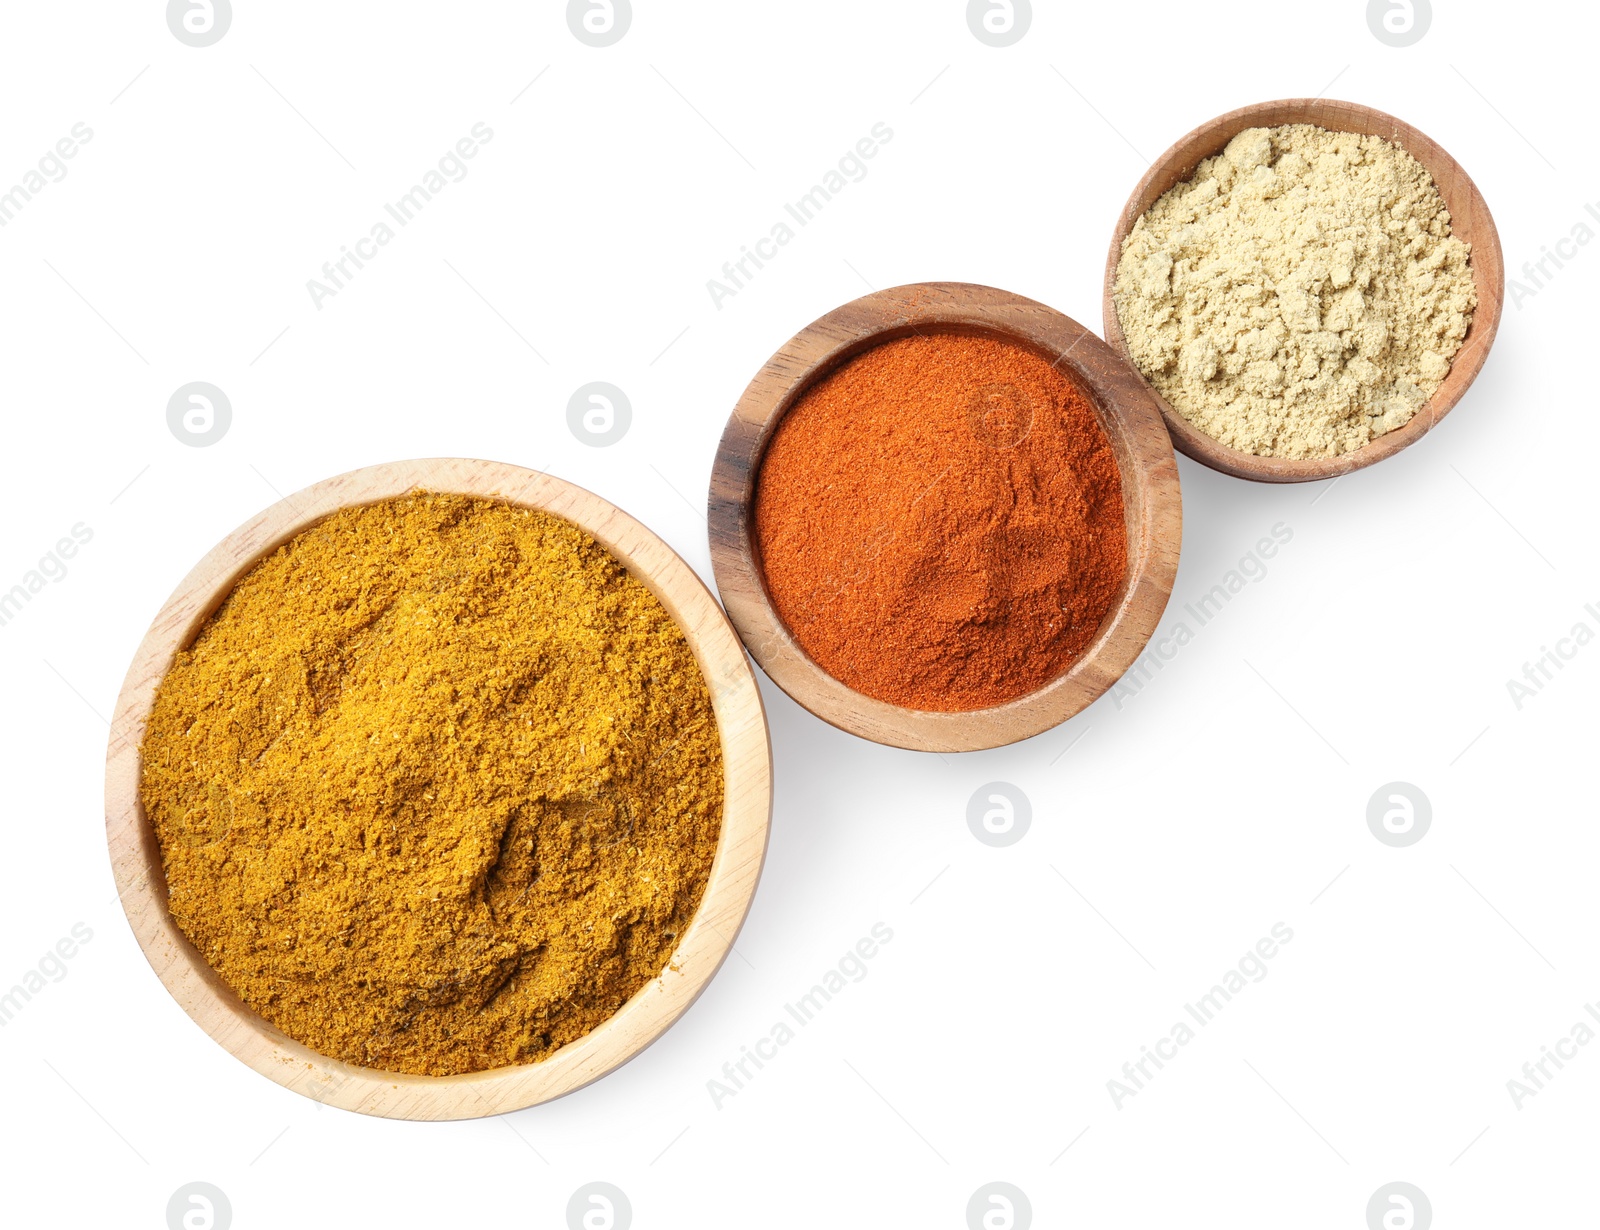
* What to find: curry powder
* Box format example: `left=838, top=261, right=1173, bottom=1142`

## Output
left=140, top=493, right=724, bottom=1076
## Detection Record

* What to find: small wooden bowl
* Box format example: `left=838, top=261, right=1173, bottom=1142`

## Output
left=104, top=458, right=772, bottom=1121
left=708, top=282, right=1182, bottom=753
left=1102, top=98, right=1505, bottom=483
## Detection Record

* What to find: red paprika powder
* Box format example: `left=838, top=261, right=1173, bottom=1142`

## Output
left=753, top=330, right=1127, bottom=712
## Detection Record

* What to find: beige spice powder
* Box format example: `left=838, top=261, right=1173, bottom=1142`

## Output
left=1113, top=124, right=1477, bottom=458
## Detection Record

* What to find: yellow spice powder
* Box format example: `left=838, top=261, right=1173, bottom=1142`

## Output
left=139, top=493, right=724, bottom=1076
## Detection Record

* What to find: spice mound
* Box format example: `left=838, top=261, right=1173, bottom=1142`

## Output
left=140, top=494, right=723, bottom=1077
left=1114, top=123, right=1477, bottom=458
left=753, top=331, right=1127, bottom=712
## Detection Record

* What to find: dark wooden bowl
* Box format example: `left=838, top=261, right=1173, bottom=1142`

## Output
left=1103, top=98, right=1505, bottom=483
left=707, top=283, right=1183, bottom=752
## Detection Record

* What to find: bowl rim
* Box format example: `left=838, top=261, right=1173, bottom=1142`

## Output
left=1101, top=96, right=1505, bottom=483
left=707, top=281, right=1183, bottom=753
left=103, top=457, right=772, bottom=1121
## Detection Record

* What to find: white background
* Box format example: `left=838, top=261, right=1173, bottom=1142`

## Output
left=0, top=1, right=1594, bottom=1226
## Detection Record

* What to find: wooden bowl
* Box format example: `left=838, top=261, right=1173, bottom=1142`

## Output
left=104, top=458, right=772, bottom=1121
left=1102, top=98, right=1505, bottom=483
left=708, top=282, right=1182, bottom=753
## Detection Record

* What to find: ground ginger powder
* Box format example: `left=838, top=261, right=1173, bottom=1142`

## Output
left=140, top=494, right=723, bottom=1076
left=1114, top=124, right=1476, bottom=458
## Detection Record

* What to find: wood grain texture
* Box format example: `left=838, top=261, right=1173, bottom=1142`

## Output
left=104, top=458, right=772, bottom=1121
left=708, top=282, right=1183, bottom=753
left=1102, top=98, right=1505, bottom=483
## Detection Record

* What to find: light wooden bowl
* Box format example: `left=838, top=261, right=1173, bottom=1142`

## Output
left=104, top=458, right=772, bottom=1121
left=1102, top=98, right=1504, bottom=483
left=708, top=282, right=1182, bottom=753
